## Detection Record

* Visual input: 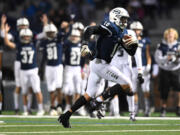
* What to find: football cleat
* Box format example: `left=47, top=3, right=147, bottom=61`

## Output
left=129, top=112, right=136, bottom=121
left=58, top=113, right=71, bottom=128
left=88, top=99, right=103, bottom=113
left=36, top=110, right=45, bottom=116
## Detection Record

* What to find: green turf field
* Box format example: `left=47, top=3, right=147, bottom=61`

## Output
left=0, top=115, right=180, bottom=135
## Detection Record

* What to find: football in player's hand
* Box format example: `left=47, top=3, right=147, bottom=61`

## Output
left=122, top=35, right=133, bottom=49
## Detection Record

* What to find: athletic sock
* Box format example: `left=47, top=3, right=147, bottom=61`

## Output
left=38, top=103, right=43, bottom=111
left=144, top=98, right=150, bottom=113
left=27, top=93, right=33, bottom=110
left=23, top=105, right=28, bottom=112
left=14, top=93, right=19, bottom=110
left=126, top=95, right=135, bottom=112
left=70, top=96, right=87, bottom=115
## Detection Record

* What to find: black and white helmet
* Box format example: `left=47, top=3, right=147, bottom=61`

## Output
left=109, top=7, right=129, bottom=29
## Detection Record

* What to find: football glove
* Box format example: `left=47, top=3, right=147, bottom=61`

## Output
left=137, top=73, right=144, bottom=84
left=144, top=64, right=151, bottom=75
left=81, top=45, right=91, bottom=57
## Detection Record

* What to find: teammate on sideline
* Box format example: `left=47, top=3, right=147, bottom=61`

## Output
left=130, top=21, right=152, bottom=116
left=1, top=15, right=34, bottom=114
left=58, top=7, right=139, bottom=128
left=4, top=24, right=44, bottom=116
left=63, top=29, right=85, bottom=116
left=39, top=23, right=63, bottom=116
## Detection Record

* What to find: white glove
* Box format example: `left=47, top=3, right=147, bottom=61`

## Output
left=81, top=45, right=91, bottom=57
left=144, top=64, right=151, bottom=75
left=122, top=35, right=138, bottom=46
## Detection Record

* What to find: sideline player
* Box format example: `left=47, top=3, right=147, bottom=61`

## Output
left=130, top=21, right=152, bottom=116
left=40, top=23, right=63, bottom=115
left=4, top=25, right=44, bottom=116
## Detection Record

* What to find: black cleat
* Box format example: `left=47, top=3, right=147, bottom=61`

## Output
left=89, top=99, right=103, bottom=112
left=58, top=113, right=71, bottom=128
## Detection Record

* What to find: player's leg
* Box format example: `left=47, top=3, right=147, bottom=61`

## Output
left=131, top=67, right=139, bottom=115
left=30, top=68, right=44, bottom=116
left=55, top=64, right=63, bottom=115
left=13, top=61, right=21, bottom=114
left=27, top=87, right=33, bottom=114
left=159, top=69, right=170, bottom=117
left=74, top=66, right=87, bottom=116
left=20, top=70, right=29, bottom=116
left=62, top=66, right=74, bottom=113
left=95, top=64, right=133, bottom=103
left=108, top=81, right=120, bottom=117
left=58, top=60, right=101, bottom=128
left=142, top=73, right=151, bottom=116
left=45, top=65, right=57, bottom=115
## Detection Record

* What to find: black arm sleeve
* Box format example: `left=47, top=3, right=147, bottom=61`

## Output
left=82, top=25, right=111, bottom=44
left=121, top=43, right=138, bottom=56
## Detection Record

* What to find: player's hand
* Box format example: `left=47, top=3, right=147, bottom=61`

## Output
left=137, top=73, right=144, bottom=84
left=122, top=35, right=138, bottom=47
left=144, top=64, right=151, bottom=75
left=81, top=45, right=91, bottom=57
left=1, top=14, right=6, bottom=24
left=40, top=14, right=48, bottom=26
left=4, top=23, right=10, bottom=33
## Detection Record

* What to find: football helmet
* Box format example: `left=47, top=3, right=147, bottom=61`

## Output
left=69, top=29, right=81, bottom=43
left=19, top=28, right=33, bottom=44
left=72, top=22, right=84, bottom=31
left=130, top=21, right=143, bottom=30
left=109, top=7, right=129, bottom=29
left=43, top=23, right=58, bottom=40
left=16, top=18, right=29, bottom=30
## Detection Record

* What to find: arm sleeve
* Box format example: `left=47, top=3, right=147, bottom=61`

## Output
left=154, top=44, right=168, bottom=64
left=82, top=25, right=111, bottom=44
left=134, top=46, right=143, bottom=74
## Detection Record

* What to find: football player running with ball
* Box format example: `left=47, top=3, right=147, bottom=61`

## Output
left=58, top=7, right=138, bottom=128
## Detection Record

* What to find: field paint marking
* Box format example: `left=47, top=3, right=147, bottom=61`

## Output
left=1, top=130, right=180, bottom=134
left=0, top=121, right=5, bottom=124
left=1, top=115, right=180, bottom=120
left=1, top=123, right=180, bottom=127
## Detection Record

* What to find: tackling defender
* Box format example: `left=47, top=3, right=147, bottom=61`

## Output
left=58, top=7, right=139, bottom=128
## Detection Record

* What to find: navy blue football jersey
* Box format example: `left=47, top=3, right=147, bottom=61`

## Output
left=95, top=19, right=128, bottom=63
left=17, top=42, right=37, bottom=70
left=139, top=37, right=151, bottom=66
left=40, top=38, right=63, bottom=66
left=158, top=41, right=179, bottom=56
left=64, top=40, right=81, bottom=66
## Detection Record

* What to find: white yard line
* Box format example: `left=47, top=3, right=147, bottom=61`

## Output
left=0, top=121, right=5, bottom=124
left=0, top=123, right=180, bottom=127
left=1, top=130, right=180, bottom=134
left=1, top=115, right=180, bottom=120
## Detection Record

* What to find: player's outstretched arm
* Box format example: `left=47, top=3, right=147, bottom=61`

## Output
left=4, top=24, right=16, bottom=49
